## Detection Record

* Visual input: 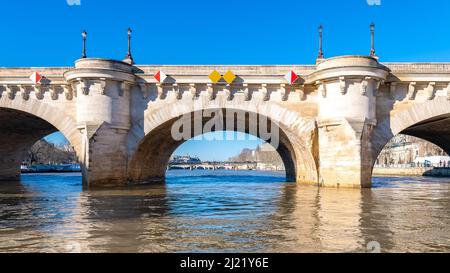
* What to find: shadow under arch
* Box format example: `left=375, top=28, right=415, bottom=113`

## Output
left=371, top=97, right=450, bottom=172
left=128, top=108, right=318, bottom=184
left=0, top=99, right=81, bottom=181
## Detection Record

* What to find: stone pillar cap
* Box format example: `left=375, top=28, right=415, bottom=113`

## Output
left=307, top=55, right=390, bottom=84
left=64, top=58, right=136, bottom=82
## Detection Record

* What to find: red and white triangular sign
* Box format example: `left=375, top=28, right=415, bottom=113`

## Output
left=284, top=70, right=299, bottom=85
left=154, top=71, right=167, bottom=83
left=30, top=72, right=42, bottom=84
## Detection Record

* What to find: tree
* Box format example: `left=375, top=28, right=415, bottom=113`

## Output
left=24, top=140, right=77, bottom=165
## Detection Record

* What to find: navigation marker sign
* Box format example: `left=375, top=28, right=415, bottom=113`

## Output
left=284, top=70, right=299, bottom=85
left=209, top=70, right=222, bottom=84
left=30, top=72, right=42, bottom=84
left=223, top=70, right=237, bottom=84
left=154, top=71, right=167, bottom=83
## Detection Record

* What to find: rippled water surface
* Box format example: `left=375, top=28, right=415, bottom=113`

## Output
left=0, top=171, right=449, bottom=253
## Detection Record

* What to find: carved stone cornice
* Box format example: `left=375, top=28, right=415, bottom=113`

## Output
left=207, top=84, right=215, bottom=100
left=49, top=85, right=58, bottom=100
left=224, top=84, right=233, bottom=101
left=243, top=84, right=251, bottom=101
left=172, top=84, right=182, bottom=100
left=5, top=85, right=14, bottom=99
left=261, top=84, right=269, bottom=101
left=360, top=77, right=371, bottom=96
left=99, top=78, right=107, bottom=95
left=298, top=87, right=305, bottom=101
left=407, top=82, right=416, bottom=100
left=339, top=77, right=346, bottom=94
left=0, top=84, right=77, bottom=100
left=139, top=83, right=149, bottom=99
left=189, top=83, right=198, bottom=99
left=19, top=85, right=29, bottom=101
left=316, top=81, right=326, bottom=98
left=156, top=83, right=164, bottom=99
left=34, top=84, right=44, bottom=99
left=373, top=80, right=383, bottom=96
left=63, top=85, right=73, bottom=100
left=120, top=81, right=132, bottom=97
left=427, top=82, right=436, bottom=100
left=447, top=83, right=450, bottom=100
left=77, top=78, right=89, bottom=95
left=389, top=82, right=397, bottom=100
left=280, top=84, right=289, bottom=101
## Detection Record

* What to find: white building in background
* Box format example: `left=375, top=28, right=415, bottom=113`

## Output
left=229, top=143, right=285, bottom=171
left=414, top=156, right=450, bottom=167
left=256, top=143, right=285, bottom=171
left=376, top=135, right=448, bottom=167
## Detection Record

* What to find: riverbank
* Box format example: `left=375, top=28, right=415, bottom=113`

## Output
left=21, top=164, right=81, bottom=174
left=373, top=167, right=450, bottom=177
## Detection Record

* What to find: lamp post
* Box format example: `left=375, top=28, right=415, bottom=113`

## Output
left=81, top=30, right=87, bottom=59
left=125, top=27, right=134, bottom=64
left=370, top=23, right=376, bottom=57
left=317, top=25, right=324, bottom=60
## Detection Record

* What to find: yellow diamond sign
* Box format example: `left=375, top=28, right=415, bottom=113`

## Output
left=209, top=70, right=222, bottom=84
left=223, top=70, right=237, bottom=84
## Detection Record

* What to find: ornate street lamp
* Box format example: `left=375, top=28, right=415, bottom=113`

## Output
left=370, top=23, right=376, bottom=57
left=81, top=30, right=87, bottom=59
left=317, top=25, right=324, bottom=60
left=124, top=27, right=134, bottom=64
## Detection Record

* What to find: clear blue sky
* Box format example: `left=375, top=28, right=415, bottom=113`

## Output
left=3, top=0, right=450, bottom=160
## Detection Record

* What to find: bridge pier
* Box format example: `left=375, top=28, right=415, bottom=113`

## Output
left=317, top=118, right=376, bottom=188
left=310, top=56, right=389, bottom=188
left=77, top=124, right=129, bottom=187
left=64, top=59, right=135, bottom=188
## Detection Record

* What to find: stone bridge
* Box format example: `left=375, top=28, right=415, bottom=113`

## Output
left=1, top=56, right=450, bottom=188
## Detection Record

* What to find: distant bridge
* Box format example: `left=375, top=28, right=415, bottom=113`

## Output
left=168, top=162, right=258, bottom=171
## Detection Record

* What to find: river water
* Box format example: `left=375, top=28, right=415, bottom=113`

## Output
left=0, top=170, right=449, bottom=253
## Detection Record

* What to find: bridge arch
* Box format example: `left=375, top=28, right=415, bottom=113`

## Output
left=372, top=97, right=450, bottom=166
left=0, top=97, right=81, bottom=181
left=127, top=100, right=318, bottom=185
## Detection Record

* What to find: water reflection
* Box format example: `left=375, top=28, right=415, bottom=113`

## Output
left=0, top=171, right=449, bottom=252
